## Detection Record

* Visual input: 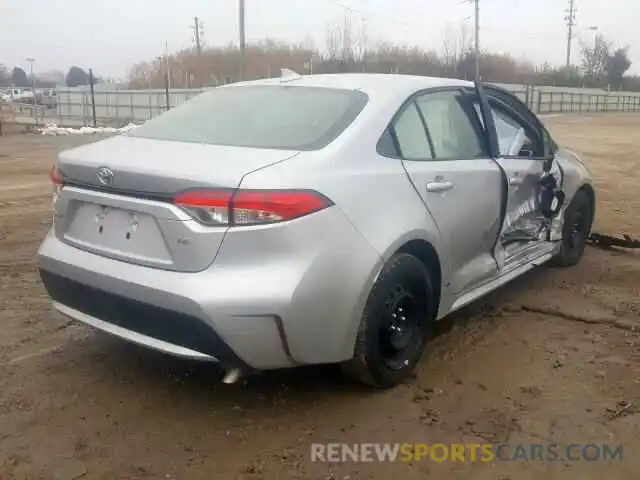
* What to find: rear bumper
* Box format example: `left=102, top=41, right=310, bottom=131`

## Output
left=39, top=269, right=245, bottom=365
left=37, top=242, right=295, bottom=370
left=37, top=207, right=382, bottom=370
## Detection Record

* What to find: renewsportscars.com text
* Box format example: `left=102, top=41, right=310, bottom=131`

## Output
left=310, top=443, right=624, bottom=463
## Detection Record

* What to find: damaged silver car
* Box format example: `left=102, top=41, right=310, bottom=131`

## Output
left=37, top=73, right=595, bottom=388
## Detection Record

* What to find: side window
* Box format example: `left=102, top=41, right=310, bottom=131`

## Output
left=377, top=128, right=399, bottom=157
left=492, top=108, right=541, bottom=158
left=391, top=103, right=433, bottom=160
left=415, top=91, right=486, bottom=159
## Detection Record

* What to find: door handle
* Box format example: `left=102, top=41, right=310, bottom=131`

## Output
left=509, top=176, right=523, bottom=186
left=426, top=180, right=454, bottom=193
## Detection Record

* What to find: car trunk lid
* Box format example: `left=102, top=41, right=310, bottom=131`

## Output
left=54, top=135, right=299, bottom=272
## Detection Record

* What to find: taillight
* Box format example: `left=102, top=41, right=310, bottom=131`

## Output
left=50, top=164, right=63, bottom=192
left=173, top=189, right=333, bottom=226
left=50, top=164, right=63, bottom=221
left=173, top=190, right=234, bottom=225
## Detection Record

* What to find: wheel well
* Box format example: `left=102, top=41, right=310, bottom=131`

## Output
left=397, top=240, right=442, bottom=317
left=577, top=183, right=596, bottom=232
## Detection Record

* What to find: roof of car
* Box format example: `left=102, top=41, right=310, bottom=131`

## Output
left=230, top=73, right=474, bottom=96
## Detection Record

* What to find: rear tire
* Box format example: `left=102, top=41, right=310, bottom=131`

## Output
left=551, top=189, right=593, bottom=267
left=341, top=253, right=434, bottom=389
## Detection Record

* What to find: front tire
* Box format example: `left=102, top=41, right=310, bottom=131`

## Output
left=552, top=189, right=593, bottom=267
left=341, top=253, right=434, bottom=389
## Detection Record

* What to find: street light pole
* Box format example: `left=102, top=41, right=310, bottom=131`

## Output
left=589, top=26, right=598, bottom=50
left=588, top=26, right=599, bottom=87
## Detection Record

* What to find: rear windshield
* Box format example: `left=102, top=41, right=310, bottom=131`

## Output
left=128, top=85, right=369, bottom=150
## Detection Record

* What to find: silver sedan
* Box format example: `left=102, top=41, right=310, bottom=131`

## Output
left=37, top=73, right=595, bottom=388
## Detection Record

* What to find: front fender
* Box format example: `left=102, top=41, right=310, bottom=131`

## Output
left=556, top=148, right=594, bottom=203
left=548, top=148, right=595, bottom=241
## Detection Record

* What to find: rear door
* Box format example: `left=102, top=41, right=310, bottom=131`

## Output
left=385, top=88, right=503, bottom=295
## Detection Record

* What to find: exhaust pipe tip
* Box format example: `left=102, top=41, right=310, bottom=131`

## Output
left=222, top=368, right=242, bottom=385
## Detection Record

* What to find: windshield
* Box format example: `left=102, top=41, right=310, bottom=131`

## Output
left=128, top=85, right=369, bottom=150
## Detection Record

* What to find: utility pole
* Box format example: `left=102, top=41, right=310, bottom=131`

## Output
left=464, top=0, right=480, bottom=81
left=26, top=58, right=36, bottom=100
left=239, top=0, right=246, bottom=81
left=193, top=16, right=202, bottom=56
left=88, top=68, right=97, bottom=127
left=565, top=0, right=576, bottom=67
left=165, top=40, right=171, bottom=89
left=191, top=17, right=204, bottom=86
left=473, top=0, right=480, bottom=81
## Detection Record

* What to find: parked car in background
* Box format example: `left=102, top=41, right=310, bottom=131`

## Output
left=37, top=73, right=595, bottom=388
left=41, top=89, right=57, bottom=109
left=0, top=88, right=27, bottom=102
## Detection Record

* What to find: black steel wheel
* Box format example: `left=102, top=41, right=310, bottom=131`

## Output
left=552, top=189, right=593, bottom=267
left=341, top=253, right=435, bottom=389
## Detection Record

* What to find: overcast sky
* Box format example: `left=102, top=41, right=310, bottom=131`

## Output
left=1, top=0, right=638, bottom=79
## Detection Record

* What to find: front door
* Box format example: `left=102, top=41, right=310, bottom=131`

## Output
left=483, top=96, right=553, bottom=269
left=392, top=88, right=504, bottom=295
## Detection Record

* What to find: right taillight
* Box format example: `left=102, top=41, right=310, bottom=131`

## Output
left=172, top=188, right=333, bottom=226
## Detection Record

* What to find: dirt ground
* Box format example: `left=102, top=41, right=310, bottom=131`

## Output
left=0, top=114, right=639, bottom=480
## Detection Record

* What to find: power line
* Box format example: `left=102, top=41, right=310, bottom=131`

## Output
left=326, top=0, right=416, bottom=33
left=565, top=0, right=576, bottom=67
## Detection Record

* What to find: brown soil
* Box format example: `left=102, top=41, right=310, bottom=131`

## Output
left=0, top=115, right=638, bottom=480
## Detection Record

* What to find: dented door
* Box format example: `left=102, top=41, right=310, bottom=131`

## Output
left=489, top=107, right=553, bottom=268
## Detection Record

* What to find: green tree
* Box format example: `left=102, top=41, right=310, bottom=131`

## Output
left=65, top=66, right=89, bottom=87
left=605, top=48, right=632, bottom=90
left=11, top=67, right=29, bottom=86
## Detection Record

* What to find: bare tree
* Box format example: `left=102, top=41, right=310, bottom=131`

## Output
left=442, top=24, right=457, bottom=68
left=126, top=33, right=640, bottom=92
left=458, top=24, right=472, bottom=59
left=581, top=33, right=611, bottom=81
left=354, top=19, right=369, bottom=68
left=325, top=23, right=341, bottom=60
left=340, top=15, right=354, bottom=62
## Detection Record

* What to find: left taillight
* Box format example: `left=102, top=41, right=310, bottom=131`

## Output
left=172, top=188, right=334, bottom=226
left=50, top=164, right=63, bottom=193
left=50, top=165, right=63, bottom=220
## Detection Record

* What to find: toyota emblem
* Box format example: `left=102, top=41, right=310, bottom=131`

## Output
left=96, top=167, right=114, bottom=186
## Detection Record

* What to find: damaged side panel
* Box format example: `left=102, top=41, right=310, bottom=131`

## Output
left=471, top=91, right=567, bottom=270
left=491, top=153, right=565, bottom=271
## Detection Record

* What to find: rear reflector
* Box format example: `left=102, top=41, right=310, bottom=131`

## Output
left=173, top=189, right=333, bottom=226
